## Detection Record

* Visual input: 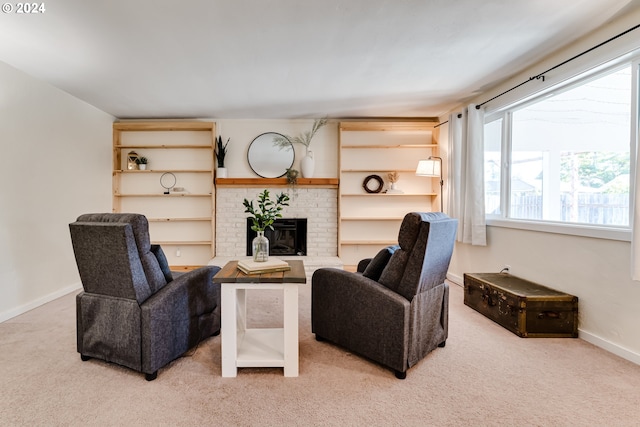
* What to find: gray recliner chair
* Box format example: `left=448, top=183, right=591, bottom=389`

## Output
left=312, top=212, right=457, bottom=379
left=69, top=213, right=221, bottom=381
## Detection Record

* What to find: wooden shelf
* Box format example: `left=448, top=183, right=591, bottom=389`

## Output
left=148, top=217, right=211, bottom=222
left=114, top=193, right=212, bottom=197
left=341, top=169, right=423, bottom=173
left=216, top=178, right=339, bottom=187
left=341, top=217, right=404, bottom=221
left=115, top=144, right=212, bottom=149
left=114, top=169, right=212, bottom=173
left=113, top=121, right=214, bottom=131
left=339, top=121, right=436, bottom=132
left=341, top=144, right=437, bottom=149
left=152, top=241, right=212, bottom=246
left=340, top=192, right=436, bottom=196
left=341, top=240, right=397, bottom=245
left=169, top=265, right=205, bottom=271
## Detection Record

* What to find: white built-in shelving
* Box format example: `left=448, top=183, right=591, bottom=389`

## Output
left=338, top=121, right=439, bottom=268
left=112, top=121, right=215, bottom=269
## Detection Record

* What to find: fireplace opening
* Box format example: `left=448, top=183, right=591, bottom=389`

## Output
left=246, top=218, right=307, bottom=256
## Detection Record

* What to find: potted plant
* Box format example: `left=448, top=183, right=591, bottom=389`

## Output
left=274, top=118, right=327, bottom=178
left=136, top=156, right=148, bottom=170
left=243, top=189, right=290, bottom=262
left=215, top=136, right=230, bottom=178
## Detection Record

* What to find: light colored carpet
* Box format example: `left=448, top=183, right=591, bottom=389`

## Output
left=1, top=282, right=640, bottom=426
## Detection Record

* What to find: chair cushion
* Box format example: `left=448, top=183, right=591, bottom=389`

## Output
left=378, top=213, right=423, bottom=293
left=362, top=245, right=399, bottom=281
left=151, top=245, right=173, bottom=283
left=378, top=250, right=409, bottom=294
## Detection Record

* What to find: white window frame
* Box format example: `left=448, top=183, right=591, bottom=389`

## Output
left=484, top=58, right=639, bottom=243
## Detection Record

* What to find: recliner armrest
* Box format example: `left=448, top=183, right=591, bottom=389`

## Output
left=139, top=265, right=221, bottom=374
left=312, top=268, right=410, bottom=332
left=144, top=266, right=221, bottom=315
left=313, top=268, right=409, bottom=307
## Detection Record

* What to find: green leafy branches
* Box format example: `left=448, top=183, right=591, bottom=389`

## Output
left=243, top=189, right=290, bottom=232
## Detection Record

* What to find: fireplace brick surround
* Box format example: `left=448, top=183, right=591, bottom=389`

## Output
left=211, top=186, right=343, bottom=274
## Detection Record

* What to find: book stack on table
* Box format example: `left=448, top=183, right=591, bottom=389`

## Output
left=237, top=258, right=291, bottom=275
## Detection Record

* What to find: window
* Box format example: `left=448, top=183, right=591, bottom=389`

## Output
left=485, top=64, right=634, bottom=230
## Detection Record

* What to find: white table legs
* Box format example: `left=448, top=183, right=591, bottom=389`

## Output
left=282, top=283, right=299, bottom=377
left=221, top=284, right=239, bottom=378
left=221, top=282, right=299, bottom=377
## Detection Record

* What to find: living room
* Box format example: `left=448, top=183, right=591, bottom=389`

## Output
left=2, top=1, right=640, bottom=424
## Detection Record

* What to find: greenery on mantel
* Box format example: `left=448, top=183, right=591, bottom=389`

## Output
left=243, top=189, right=290, bottom=232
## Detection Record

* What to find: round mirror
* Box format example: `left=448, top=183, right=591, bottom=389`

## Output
left=247, top=132, right=294, bottom=178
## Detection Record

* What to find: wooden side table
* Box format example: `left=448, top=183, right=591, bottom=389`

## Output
left=213, top=260, right=306, bottom=377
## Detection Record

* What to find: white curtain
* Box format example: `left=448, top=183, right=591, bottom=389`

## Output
left=447, top=104, right=487, bottom=245
left=632, top=140, right=640, bottom=280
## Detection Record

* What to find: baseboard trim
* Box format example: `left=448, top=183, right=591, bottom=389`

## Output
left=448, top=271, right=640, bottom=366
left=447, top=272, right=463, bottom=286
left=578, top=330, right=640, bottom=365
left=0, top=282, right=82, bottom=323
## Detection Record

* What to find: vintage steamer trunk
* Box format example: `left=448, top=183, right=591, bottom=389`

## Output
left=463, top=273, right=578, bottom=338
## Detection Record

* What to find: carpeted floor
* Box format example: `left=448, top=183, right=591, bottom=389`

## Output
left=1, top=282, right=640, bottom=426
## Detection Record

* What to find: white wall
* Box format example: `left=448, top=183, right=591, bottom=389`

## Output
left=443, top=10, right=640, bottom=363
left=0, top=61, right=114, bottom=321
left=215, top=119, right=339, bottom=178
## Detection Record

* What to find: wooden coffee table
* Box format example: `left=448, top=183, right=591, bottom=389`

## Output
left=213, top=260, right=306, bottom=377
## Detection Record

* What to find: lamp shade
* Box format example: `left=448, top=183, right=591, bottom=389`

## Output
left=416, top=159, right=441, bottom=177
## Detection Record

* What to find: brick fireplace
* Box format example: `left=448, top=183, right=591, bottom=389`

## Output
left=214, top=187, right=339, bottom=260
left=246, top=218, right=308, bottom=256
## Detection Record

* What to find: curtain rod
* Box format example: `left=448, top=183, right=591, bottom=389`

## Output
left=434, top=23, right=640, bottom=127
left=434, top=113, right=461, bottom=128
left=475, top=23, right=640, bottom=109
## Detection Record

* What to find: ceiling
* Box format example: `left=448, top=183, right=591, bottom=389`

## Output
left=0, top=0, right=637, bottom=119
